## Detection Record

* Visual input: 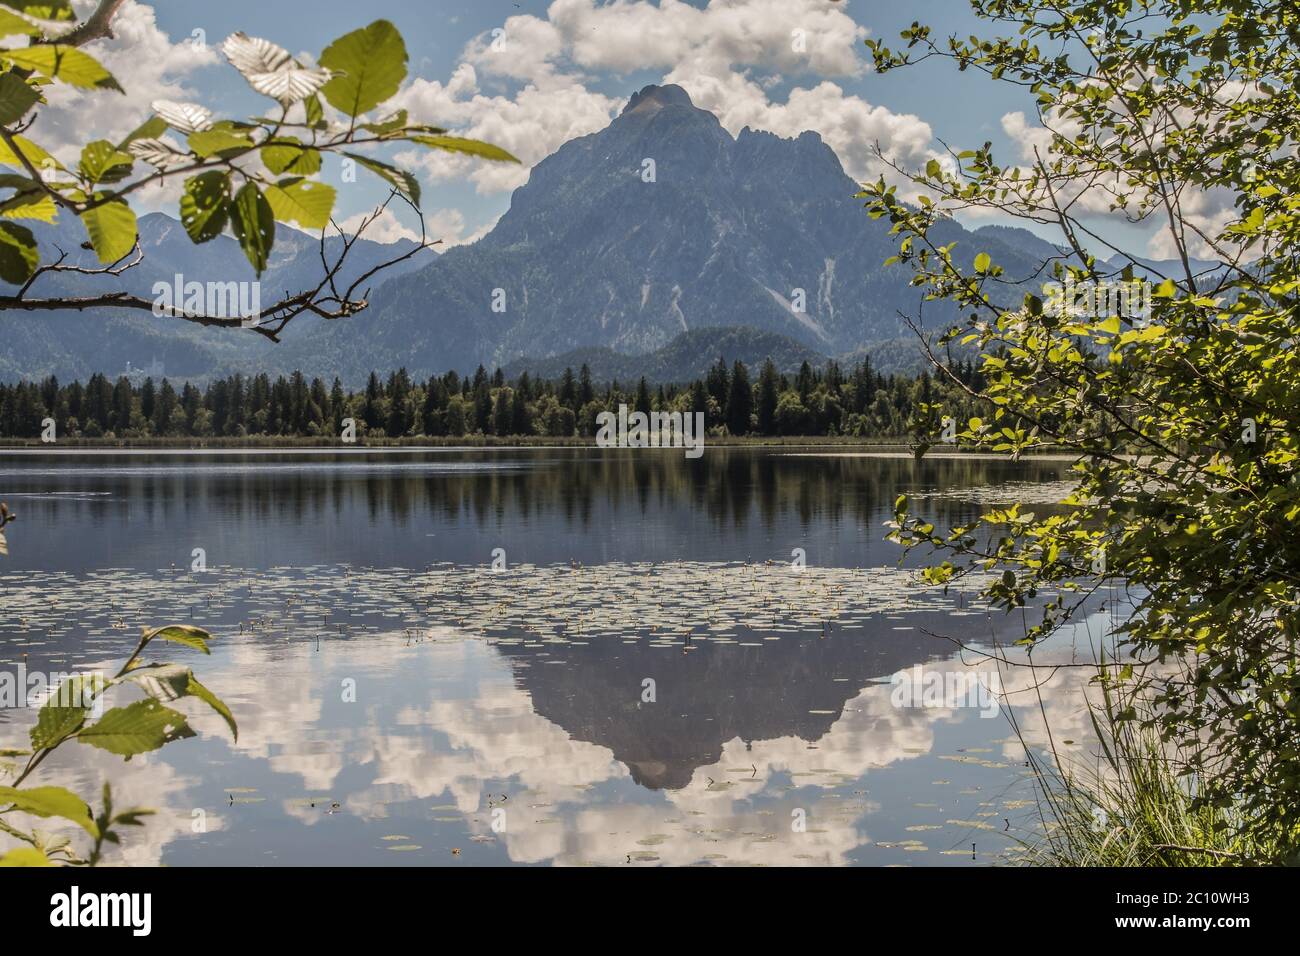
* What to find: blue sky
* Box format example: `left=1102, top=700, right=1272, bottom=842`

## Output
left=45, top=1, right=1154, bottom=253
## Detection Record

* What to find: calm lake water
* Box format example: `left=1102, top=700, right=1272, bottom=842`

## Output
left=0, top=447, right=1112, bottom=866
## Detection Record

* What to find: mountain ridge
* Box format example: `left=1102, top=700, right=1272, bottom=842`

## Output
left=499, top=326, right=831, bottom=383
left=4, top=83, right=1072, bottom=386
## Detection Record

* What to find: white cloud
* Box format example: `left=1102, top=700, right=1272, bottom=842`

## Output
left=548, top=0, right=868, bottom=78
left=668, top=72, right=937, bottom=182
left=462, top=14, right=568, bottom=88
left=1000, top=110, right=1240, bottom=261
left=389, top=0, right=935, bottom=199
left=38, top=1, right=219, bottom=165
left=392, top=67, right=623, bottom=195
left=335, top=208, right=422, bottom=244
left=333, top=206, right=497, bottom=249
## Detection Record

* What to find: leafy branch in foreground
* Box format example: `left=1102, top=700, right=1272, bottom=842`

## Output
left=862, top=0, right=1300, bottom=860
left=0, top=624, right=236, bottom=866
left=0, top=3, right=519, bottom=339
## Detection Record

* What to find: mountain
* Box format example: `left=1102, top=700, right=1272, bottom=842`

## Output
left=0, top=213, right=429, bottom=383
left=302, top=84, right=1056, bottom=383
left=972, top=224, right=1067, bottom=265
left=4, top=83, right=1059, bottom=386
left=500, top=326, right=830, bottom=383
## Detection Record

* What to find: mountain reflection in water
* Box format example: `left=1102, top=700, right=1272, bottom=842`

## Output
left=0, top=448, right=1102, bottom=865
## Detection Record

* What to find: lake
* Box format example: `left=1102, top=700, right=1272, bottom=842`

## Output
left=0, top=447, right=1113, bottom=866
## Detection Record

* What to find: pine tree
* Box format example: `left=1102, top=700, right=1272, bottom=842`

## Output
left=727, top=361, right=753, bottom=436
left=757, top=359, right=779, bottom=435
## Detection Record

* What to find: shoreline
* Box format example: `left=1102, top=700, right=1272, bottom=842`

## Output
left=0, top=435, right=1077, bottom=456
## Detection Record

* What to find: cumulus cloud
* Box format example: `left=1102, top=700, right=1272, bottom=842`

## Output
left=547, top=0, right=868, bottom=78
left=18, top=2, right=944, bottom=249
left=333, top=208, right=420, bottom=244
left=668, top=72, right=937, bottom=181
left=392, top=65, right=624, bottom=195
left=388, top=0, right=936, bottom=200
left=335, top=207, right=497, bottom=249
left=38, top=1, right=219, bottom=165
left=1000, top=110, right=1240, bottom=261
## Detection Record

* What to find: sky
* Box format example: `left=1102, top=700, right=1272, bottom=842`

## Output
left=32, top=0, right=1161, bottom=254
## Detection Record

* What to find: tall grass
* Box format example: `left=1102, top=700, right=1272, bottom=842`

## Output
left=1019, top=683, right=1276, bottom=866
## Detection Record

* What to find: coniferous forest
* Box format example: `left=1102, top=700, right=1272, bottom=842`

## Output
left=0, top=357, right=987, bottom=440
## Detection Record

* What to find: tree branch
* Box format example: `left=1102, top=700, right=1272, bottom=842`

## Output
left=0, top=191, right=437, bottom=343
left=40, top=0, right=129, bottom=48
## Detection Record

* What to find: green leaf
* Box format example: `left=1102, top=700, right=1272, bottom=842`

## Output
left=342, top=152, right=420, bottom=207
left=0, top=191, right=55, bottom=223
left=319, top=19, right=407, bottom=118
left=0, top=172, right=37, bottom=190
left=2, top=45, right=122, bottom=92
left=265, top=177, right=335, bottom=230
left=0, top=8, right=42, bottom=39
left=0, top=133, right=62, bottom=173
left=0, top=71, right=39, bottom=125
left=78, top=140, right=133, bottom=185
left=0, top=847, right=52, bottom=867
left=117, top=116, right=167, bottom=150
left=144, top=623, right=212, bottom=654
left=359, top=109, right=411, bottom=137
left=178, top=171, right=230, bottom=244
left=76, top=699, right=194, bottom=757
left=186, top=676, right=237, bottom=741
left=408, top=134, right=520, bottom=164
left=304, top=93, right=324, bottom=128
left=229, top=183, right=274, bottom=275
left=0, top=1, right=73, bottom=21
left=974, top=252, right=991, bottom=273
left=79, top=199, right=136, bottom=264
left=30, top=674, right=105, bottom=750
left=187, top=129, right=254, bottom=159
left=121, top=663, right=237, bottom=741
left=0, top=219, right=38, bottom=283
left=0, top=785, right=98, bottom=838
left=111, top=807, right=155, bottom=828
left=262, top=138, right=321, bottom=176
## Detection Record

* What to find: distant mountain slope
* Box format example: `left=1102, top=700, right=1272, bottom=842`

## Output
left=0, top=213, right=428, bottom=383
left=500, top=326, right=830, bottom=383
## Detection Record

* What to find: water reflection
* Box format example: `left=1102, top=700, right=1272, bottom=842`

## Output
left=0, top=449, right=1095, bottom=866
left=0, top=448, right=1068, bottom=572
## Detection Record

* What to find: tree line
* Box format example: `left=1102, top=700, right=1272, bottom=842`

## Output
left=0, top=357, right=987, bottom=440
